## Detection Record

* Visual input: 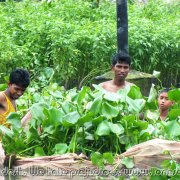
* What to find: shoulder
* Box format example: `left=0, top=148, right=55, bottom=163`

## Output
left=99, top=80, right=113, bottom=88
left=0, top=92, right=5, bottom=102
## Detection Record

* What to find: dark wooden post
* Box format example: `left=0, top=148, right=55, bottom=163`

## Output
left=116, top=0, right=128, bottom=54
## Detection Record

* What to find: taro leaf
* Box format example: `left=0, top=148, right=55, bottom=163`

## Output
left=95, top=120, right=110, bottom=136
left=30, top=103, right=48, bottom=122
left=117, top=86, right=130, bottom=102
left=34, top=147, right=46, bottom=157
left=85, top=132, right=94, bottom=140
left=43, top=107, right=63, bottom=126
left=50, top=91, right=63, bottom=99
left=168, top=89, right=180, bottom=102
left=89, top=96, right=102, bottom=115
left=42, top=67, right=54, bottom=82
left=78, top=112, right=93, bottom=126
left=54, top=143, right=68, bottom=155
left=77, top=86, right=87, bottom=104
left=168, top=109, right=180, bottom=121
left=127, top=97, right=145, bottom=113
left=103, top=152, right=114, bottom=164
left=92, top=84, right=106, bottom=92
left=61, top=101, right=76, bottom=114
left=62, top=111, right=80, bottom=127
left=91, top=152, right=104, bottom=168
left=108, top=122, right=124, bottom=135
left=26, top=126, right=41, bottom=143
left=127, top=86, right=142, bottom=99
left=0, top=125, right=13, bottom=138
left=147, top=84, right=157, bottom=103
left=103, top=92, right=120, bottom=102
left=146, top=110, right=160, bottom=121
left=121, top=157, right=134, bottom=168
left=7, top=112, right=21, bottom=129
left=92, top=116, right=104, bottom=125
left=163, top=120, right=180, bottom=137
left=101, top=101, right=119, bottom=119
left=153, top=70, right=161, bottom=78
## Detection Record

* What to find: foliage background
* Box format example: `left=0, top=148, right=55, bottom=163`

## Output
left=0, top=0, right=179, bottom=88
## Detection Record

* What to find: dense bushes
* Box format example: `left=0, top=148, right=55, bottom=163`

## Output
left=0, top=0, right=179, bottom=87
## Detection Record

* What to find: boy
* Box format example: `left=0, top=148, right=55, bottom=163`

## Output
left=99, top=52, right=134, bottom=92
left=0, top=69, right=30, bottom=126
left=158, top=88, right=174, bottom=120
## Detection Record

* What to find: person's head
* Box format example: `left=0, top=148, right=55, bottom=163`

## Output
left=8, top=69, right=30, bottom=99
left=158, top=88, right=173, bottom=111
left=111, top=52, right=131, bottom=80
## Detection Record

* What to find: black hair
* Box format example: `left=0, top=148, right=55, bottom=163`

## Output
left=9, top=69, right=30, bottom=88
left=112, top=52, right=131, bottom=66
left=159, top=88, right=171, bottom=94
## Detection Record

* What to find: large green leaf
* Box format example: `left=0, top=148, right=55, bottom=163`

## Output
left=103, top=152, right=114, bottom=164
left=54, top=143, right=68, bottom=155
left=78, top=112, right=94, bottom=126
left=34, top=147, right=46, bottom=156
left=91, top=152, right=104, bottom=168
left=168, top=89, right=180, bottom=102
left=148, top=84, right=157, bottom=103
left=89, top=96, right=102, bottom=115
left=127, top=97, right=145, bottom=113
left=121, top=157, right=134, bottom=168
left=108, top=122, right=124, bottom=135
left=101, top=101, right=119, bottom=119
left=127, top=86, right=142, bottom=99
left=164, top=120, right=180, bottom=137
left=0, top=125, right=13, bottom=138
left=168, top=109, right=180, bottom=120
left=95, top=120, right=110, bottom=136
left=7, top=112, right=21, bottom=129
left=62, top=111, right=80, bottom=127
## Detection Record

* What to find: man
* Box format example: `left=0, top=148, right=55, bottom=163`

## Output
left=99, top=52, right=134, bottom=92
left=0, top=69, right=30, bottom=126
left=158, top=88, right=174, bottom=120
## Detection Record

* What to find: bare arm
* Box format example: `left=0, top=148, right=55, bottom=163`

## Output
left=21, top=111, right=32, bottom=127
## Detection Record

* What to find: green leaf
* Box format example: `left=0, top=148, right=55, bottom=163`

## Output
left=164, top=120, right=180, bottom=137
left=54, top=143, right=68, bottom=155
left=92, top=116, right=104, bottom=125
left=169, top=109, right=180, bottom=120
left=91, top=152, right=104, bottom=168
left=103, top=152, right=114, bottom=164
left=127, top=97, right=145, bottom=113
left=34, top=147, right=46, bottom=157
left=62, top=111, right=80, bottom=127
left=89, top=96, right=102, bottom=115
left=0, top=125, right=13, bottom=138
left=78, top=112, right=93, bottom=126
left=168, top=89, right=180, bottom=102
left=101, top=101, right=119, bottom=119
left=127, top=86, right=142, bottom=99
left=103, top=92, right=120, bottom=102
left=108, top=122, right=124, bottom=135
left=96, top=120, right=110, bottom=136
left=148, top=84, right=157, bottom=103
left=121, top=157, right=134, bottom=168
left=7, top=112, right=21, bottom=129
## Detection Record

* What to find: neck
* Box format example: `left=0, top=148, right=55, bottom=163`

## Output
left=4, top=89, right=13, bottom=101
left=113, top=78, right=126, bottom=86
left=160, top=109, right=169, bottom=120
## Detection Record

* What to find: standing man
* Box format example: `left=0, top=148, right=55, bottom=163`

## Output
left=0, top=69, right=30, bottom=126
left=99, top=52, right=134, bottom=92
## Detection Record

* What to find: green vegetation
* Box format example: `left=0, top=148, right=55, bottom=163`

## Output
left=0, top=0, right=179, bottom=87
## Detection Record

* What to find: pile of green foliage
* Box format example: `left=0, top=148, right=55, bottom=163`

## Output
left=0, top=0, right=179, bottom=87
left=1, top=84, right=179, bottom=157
left=0, top=84, right=180, bottom=178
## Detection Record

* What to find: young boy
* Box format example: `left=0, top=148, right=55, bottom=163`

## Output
left=99, top=52, right=134, bottom=93
left=0, top=69, right=30, bottom=126
left=158, top=88, right=174, bottom=120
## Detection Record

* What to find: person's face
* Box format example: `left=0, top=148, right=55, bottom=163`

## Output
left=158, top=92, right=173, bottom=111
left=112, top=62, right=130, bottom=80
left=8, top=83, right=26, bottom=100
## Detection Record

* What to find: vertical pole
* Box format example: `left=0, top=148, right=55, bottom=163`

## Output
left=116, top=0, right=128, bottom=54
